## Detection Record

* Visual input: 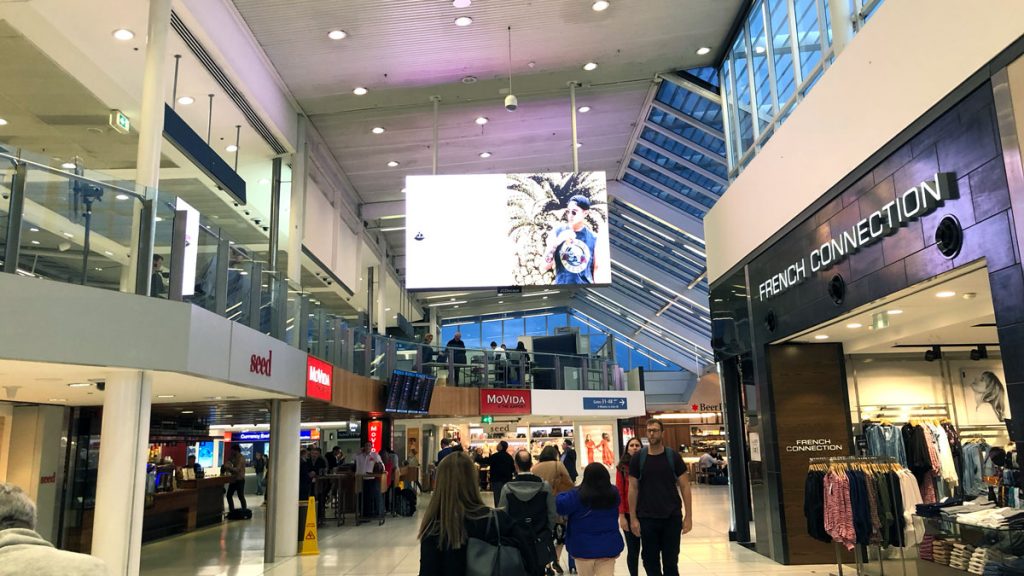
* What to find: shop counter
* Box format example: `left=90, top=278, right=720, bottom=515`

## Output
left=142, top=476, right=232, bottom=542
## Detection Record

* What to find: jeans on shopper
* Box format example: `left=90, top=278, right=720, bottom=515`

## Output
left=623, top=514, right=642, bottom=576
left=256, top=473, right=265, bottom=495
left=639, top=515, right=682, bottom=576
left=226, top=479, right=247, bottom=512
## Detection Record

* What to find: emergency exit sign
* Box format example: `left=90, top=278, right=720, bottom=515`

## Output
left=110, top=110, right=131, bottom=134
left=481, top=416, right=494, bottom=424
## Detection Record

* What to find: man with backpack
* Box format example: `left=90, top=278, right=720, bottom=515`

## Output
left=628, top=418, right=693, bottom=576
left=499, top=449, right=558, bottom=574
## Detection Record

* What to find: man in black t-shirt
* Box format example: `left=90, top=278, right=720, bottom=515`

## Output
left=628, top=419, right=693, bottom=576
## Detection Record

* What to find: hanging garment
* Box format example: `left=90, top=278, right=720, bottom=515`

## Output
left=904, top=424, right=932, bottom=479
left=962, top=442, right=988, bottom=497
left=897, top=469, right=925, bottom=546
left=824, top=470, right=856, bottom=550
left=942, top=422, right=964, bottom=487
left=932, top=424, right=959, bottom=487
left=864, top=472, right=882, bottom=545
left=876, top=472, right=896, bottom=547
left=886, top=471, right=907, bottom=547
left=847, top=470, right=872, bottom=546
left=865, top=424, right=908, bottom=467
left=804, top=470, right=831, bottom=543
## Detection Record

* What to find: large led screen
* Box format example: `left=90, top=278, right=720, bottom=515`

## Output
left=405, top=172, right=611, bottom=289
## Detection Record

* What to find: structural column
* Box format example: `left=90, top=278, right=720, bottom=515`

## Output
left=827, top=0, right=855, bottom=55
left=269, top=400, right=301, bottom=559
left=377, top=267, right=388, bottom=336
left=92, top=372, right=152, bottom=576
left=128, top=0, right=172, bottom=294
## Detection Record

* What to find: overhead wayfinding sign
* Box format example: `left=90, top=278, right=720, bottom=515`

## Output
left=757, top=173, right=957, bottom=302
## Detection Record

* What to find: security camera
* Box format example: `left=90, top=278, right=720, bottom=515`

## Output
left=504, top=94, right=518, bottom=112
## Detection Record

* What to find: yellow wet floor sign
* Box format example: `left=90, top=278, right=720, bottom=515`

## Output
left=301, top=496, right=319, bottom=555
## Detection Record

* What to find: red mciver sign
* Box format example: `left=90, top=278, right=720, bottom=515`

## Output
left=480, top=389, right=531, bottom=415
left=305, top=356, right=333, bottom=402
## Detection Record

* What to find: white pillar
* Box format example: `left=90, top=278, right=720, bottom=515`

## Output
left=92, top=372, right=152, bottom=576
left=124, top=0, right=171, bottom=293
left=377, top=267, right=388, bottom=335
left=827, top=0, right=855, bottom=55
left=270, top=400, right=301, bottom=558
left=288, top=118, right=308, bottom=284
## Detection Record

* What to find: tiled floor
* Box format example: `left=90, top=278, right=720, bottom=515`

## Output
left=139, top=486, right=837, bottom=575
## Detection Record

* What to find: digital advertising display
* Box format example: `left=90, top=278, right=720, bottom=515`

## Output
left=405, top=172, right=611, bottom=290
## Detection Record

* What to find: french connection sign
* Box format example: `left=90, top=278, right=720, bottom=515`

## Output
left=758, top=173, right=957, bottom=302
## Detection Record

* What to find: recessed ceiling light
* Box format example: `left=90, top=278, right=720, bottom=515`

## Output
left=157, top=394, right=175, bottom=398
left=401, top=187, right=407, bottom=194
left=592, top=0, right=610, bottom=11
left=475, top=116, right=489, bottom=125
left=224, top=414, right=234, bottom=418
left=577, top=105, right=591, bottom=113
left=155, top=216, right=164, bottom=222
left=461, top=75, right=478, bottom=84
left=696, top=46, right=712, bottom=55
left=258, top=178, right=270, bottom=185
left=814, top=334, right=829, bottom=340
left=61, top=162, right=76, bottom=169
left=575, top=142, right=583, bottom=148
left=453, top=0, right=472, bottom=7
left=454, top=16, right=473, bottom=26
left=30, top=240, right=40, bottom=245
left=48, top=398, right=67, bottom=403
left=936, top=291, right=957, bottom=298
left=353, top=86, right=368, bottom=96
left=962, top=292, right=977, bottom=300
left=29, top=227, right=39, bottom=232
left=112, top=29, right=135, bottom=41
left=372, top=126, right=385, bottom=135
left=543, top=296, right=548, bottom=299
left=453, top=305, right=460, bottom=308
left=0, top=118, right=8, bottom=126
left=115, top=193, right=129, bottom=200
left=583, top=62, right=598, bottom=71
left=387, top=160, right=400, bottom=167
left=68, top=383, right=92, bottom=388
left=327, top=29, right=348, bottom=40
left=94, top=267, right=103, bottom=272
left=846, top=323, right=863, bottom=329
left=479, top=151, right=492, bottom=158
left=104, top=251, right=113, bottom=256
left=181, top=410, right=194, bottom=414
left=226, top=144, right=238, bottom=152
left=62, top=232, right=74, bottom=238
left=177, top=96, right=195, bottom=106
left=498, top=300, right=504, bottom=304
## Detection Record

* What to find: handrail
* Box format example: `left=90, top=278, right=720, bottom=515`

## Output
left=0, top=152, right=147, bottom=201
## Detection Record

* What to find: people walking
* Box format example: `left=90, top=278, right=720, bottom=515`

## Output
left=481, top=440, right=515, bottom=507
left=534, top=445, right=575, bottom=573
left=628, top=419, right=693, bottom=576
left=418, top=452, right=540, bottom=576
left=617, top=437, right=643, bottom=576
left=253, top=452, right=267, bottom=496
left=561, top=439, right=578, bottom=484
left=499, top=449, right=558, bottom=574
left=223, top=444, right=248, bottom=513
left=556, top=463, right=624, bottom=576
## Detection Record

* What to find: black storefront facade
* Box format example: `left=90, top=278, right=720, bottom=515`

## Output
left=710, top=44, right=1024, bottom=566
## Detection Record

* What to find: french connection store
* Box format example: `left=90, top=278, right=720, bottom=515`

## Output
left=706, top=2, right=1024, bottom=573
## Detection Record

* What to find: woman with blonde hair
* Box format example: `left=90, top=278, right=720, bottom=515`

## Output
left=419, top=452, right=539, bottom=576
left=535, top=444, right=575, bottom=574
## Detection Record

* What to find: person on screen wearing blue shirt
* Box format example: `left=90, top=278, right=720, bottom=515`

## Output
left=543, top=195, right=604, bottom=285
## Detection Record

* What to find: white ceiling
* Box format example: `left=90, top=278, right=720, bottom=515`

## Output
left=783, top=264, right=999, bottom=355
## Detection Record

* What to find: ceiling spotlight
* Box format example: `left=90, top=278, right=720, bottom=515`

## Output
left=888, top=309, right=904, bottom=315
left=115, top=193, right=130, bottom=200
left=583, top=62, right=598, bottom=71
left=177, top=96, right=195, bottom=106
left=387, top=160, right=400, bottom=167
left=592, top=0, right=610, bottom=11
left=924, top=345, right=943, bottom=362
left=453, top=0, right=472, bottom=7
left=846, top=323, right=863, bottom=329
left=61, top=162, right=76, bottom=169
left=475, top=116, right=489, bottom=125
left=157, top=394, right=175, bottom=399
left=30, top=240, right=40, bottom=245
left=327, top=29, right=348, bottom=40
left=29, top=227, right=38, bottom=232
left=181, top=410, right=194, bottom=414
left=813, top=334, right=829, bottom=340
left=68, top=383, right=92, bottom=388
left=0, top=118, right=8, bottom=126
left=936, top=291, right=957, bottom=298
left=371, top=126, right=385, bottom=135
left=696, top=46, right=712, bottom=55
left=112, top=29, right=135, bottom=41
left=353, top=87, right=368, bottom=96
left=226, top=144, right=238, bottom=152
left=970, top=345, right=989, bottom=361
left=454, top=16, right=473, bottom=26
left=479, top=151, right=492, bottom=158
left=577, top=105, right=591, bottom=113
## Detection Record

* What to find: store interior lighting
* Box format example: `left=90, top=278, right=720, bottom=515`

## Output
left=924, top=345, right=943, bottom=362
left=654, top=413, right=720, bottom=420
left=970, top=345, right=989, bottom=361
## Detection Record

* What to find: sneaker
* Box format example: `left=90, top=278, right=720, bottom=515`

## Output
left=552, top=561, right=564, bottom=574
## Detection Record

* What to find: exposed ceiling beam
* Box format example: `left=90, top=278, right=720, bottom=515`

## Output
left=361, top=200, right=406, bottom=221
left=570, top=303, right=705, bottom=374
left=623, top=168, right=710, bottom=214
left=635, top=138, right=727, bottom=189
left=658, top=72, right=722, bottom=104
left=616, top=77, right=663, bottom=181
left=649, top=100, right=725, bottom=140
left=589, top=283, right=711, bottom=345
left=629, top=156, right=720, bottom=203
left=607, top=180, right=704, bottom=240
left=641, top=120, right=727, bottom=166
left=611, top=251, right=710, bottom=310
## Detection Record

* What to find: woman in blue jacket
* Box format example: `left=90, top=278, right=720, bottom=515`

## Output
left=556, top=462, right=624, bottom=576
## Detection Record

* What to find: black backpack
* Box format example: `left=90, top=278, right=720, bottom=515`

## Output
left=635, top=447, right=687, bottom=481
left=396, top=488, right=417, bottom=517
left=504, top=483, right=556, bottom=567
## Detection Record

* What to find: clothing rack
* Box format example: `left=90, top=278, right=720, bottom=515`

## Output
left=806, top=456, right=910, bottom=576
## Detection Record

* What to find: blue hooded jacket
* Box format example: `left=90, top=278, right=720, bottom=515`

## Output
left=555, top=488, right=624, bottom=560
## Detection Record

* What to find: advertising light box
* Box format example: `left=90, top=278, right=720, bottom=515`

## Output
left=405, top=172, right=611, bottom=290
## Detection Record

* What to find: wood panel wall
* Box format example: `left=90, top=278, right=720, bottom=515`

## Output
left=429, top=387, right=480, bottom=417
